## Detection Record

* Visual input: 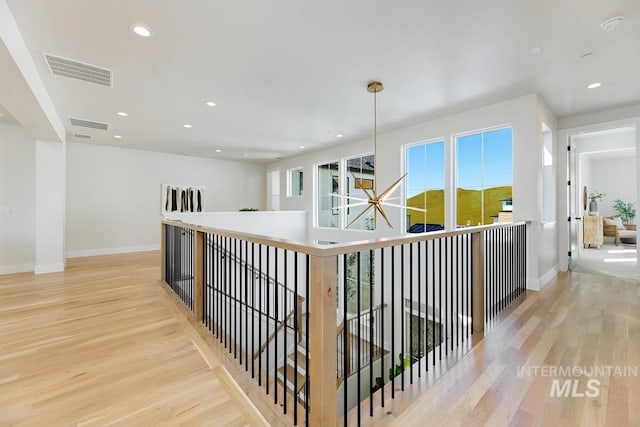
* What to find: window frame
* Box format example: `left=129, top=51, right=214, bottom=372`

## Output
left=453, top=124, right=513, bottom=227
left=403, top=137, right=447, bottom=232
left=286, top=166, right=304, bottom=198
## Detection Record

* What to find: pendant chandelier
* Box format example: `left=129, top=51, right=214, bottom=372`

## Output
left=336, top=81, right=424, bottom=229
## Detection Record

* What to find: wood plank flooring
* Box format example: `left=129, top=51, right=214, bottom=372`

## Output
left=371, top=271, right=640, bottom=427
left=0, top=252, right=267, bottom=426
left=2, top=253, right=639, bottom=426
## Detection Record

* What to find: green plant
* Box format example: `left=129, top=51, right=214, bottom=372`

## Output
left=612, top=199, right=636, bottom=224
left=238, top=208, right=259, bottom=211
left=589, top=191, right=605, bottom=202
left=371, top=353, right=410, bottom=393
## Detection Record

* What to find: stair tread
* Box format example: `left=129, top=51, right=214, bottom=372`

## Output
left=287, top=351, right=308, bottom=370
left=277, top=364, right=306, bottom=392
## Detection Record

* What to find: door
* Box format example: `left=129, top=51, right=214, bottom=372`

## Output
left=568, top=141, right=579, bottom=270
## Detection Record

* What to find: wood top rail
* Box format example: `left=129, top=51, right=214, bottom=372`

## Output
left=162, top=219, right=529, bottom=257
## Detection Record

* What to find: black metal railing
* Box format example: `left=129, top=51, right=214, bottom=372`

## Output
left=336, top=303, right=386, bottom=381
left=162, top=220, right=528, bottom=427
left=338, top=233, right=474, bottom=424
left=484, top=223, right=527, bottom=323
left=202, top=233, right=310, bottom=426
left=164, top=223, right=194, bottom=310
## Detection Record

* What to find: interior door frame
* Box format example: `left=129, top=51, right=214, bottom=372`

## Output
left=558, top=117, right=640, bottom=274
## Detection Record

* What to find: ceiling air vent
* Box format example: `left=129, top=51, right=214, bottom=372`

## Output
left=44, top=53, right=112, bottom=87
left=69, top=117, right=109, bottom=130
left=73, top=134, right=91, bottom=139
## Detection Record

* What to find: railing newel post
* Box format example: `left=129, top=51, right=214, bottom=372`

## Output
left=309, top=254, right=337, bottom=427
left=471, top=230, right=485, bottom=335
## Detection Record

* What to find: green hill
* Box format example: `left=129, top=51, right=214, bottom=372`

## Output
left=407, top=186, right=512, bottom=227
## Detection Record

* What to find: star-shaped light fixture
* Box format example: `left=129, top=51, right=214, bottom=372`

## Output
left=335, top=81, right=424, bottom=229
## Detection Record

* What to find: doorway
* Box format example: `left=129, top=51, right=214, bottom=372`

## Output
left=566, top=126, right=638, bottom=280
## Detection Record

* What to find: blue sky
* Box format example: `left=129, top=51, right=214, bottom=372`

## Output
left=406, top=127, right=512, bottom=197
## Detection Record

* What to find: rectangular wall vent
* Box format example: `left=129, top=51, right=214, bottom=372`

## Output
left=73, top=134, right=91, bottom=139
left=44, top=53, right=112, bottom=87
left=69, top=117, right=109, bottom=130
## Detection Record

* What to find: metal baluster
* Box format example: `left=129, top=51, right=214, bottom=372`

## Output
left=369, top=248, right=374, bottom=416
left=357, top=251, right=362, bottom=426
left=391, top=246, right=395, bottom=399
left=380, top=247, right=385, bottom=406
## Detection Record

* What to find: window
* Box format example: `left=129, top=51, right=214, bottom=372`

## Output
left=315, top=155, right=375, bottom=231
left=345, top=154, right=375, bottom=230
left=456, top=127, right=512, bottom=226
left=317, top=161, right=339, bottom=228
left=345, top=250, right=374, bottom=314
left=405, top=141, right=445, bottom=232
left=287, top=167, right=304, bottom=197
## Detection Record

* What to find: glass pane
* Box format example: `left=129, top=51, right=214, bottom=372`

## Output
left=405, top=141, right=445, bottom=232
left=456, top=128, right=513, bottom=226
left=456, top=133, right=483, bottom=227
left=289, top=167, right=303, bottom=197
left=345, top=250, right=374, bottom=314
left=346, top=154, right=375, bottom=230
left=484, top=128, right=512, bottom=224
left=317, top=162, right=339, bottom=228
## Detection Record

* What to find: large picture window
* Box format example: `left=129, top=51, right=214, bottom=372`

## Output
left=456, top=127, right=512, bottom=226
left=405, top=140, right=445, bottom=232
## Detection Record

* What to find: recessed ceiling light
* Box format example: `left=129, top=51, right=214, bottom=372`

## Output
left=587, top=82, right=602, bottom=89
left=132, top=25, right=152, bottom=37
left=336, top=134, right=343, bottom=138
left=114, top=135, right=122, bottom=139
left=206, top=101, right=216, bottom=107
left=530, top=46, right=542, bottom=56
left=215, top=149, right=222, bottom=153
left=243, top=153, right=248, bottom=157
left=299, top=146, right=305, bottom=149
left=183, top=124, right=192, bottom=128
left=117, top=111, right=128, bottom=117
left=600, top=16, right=624, bottom=32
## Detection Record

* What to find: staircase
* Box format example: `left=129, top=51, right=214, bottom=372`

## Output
left=274, top=306, right=389, bottom=409
left=276, top=337, right=309, bottom=407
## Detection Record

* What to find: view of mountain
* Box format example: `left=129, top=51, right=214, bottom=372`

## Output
left=407, top=186, right=513, bottom=227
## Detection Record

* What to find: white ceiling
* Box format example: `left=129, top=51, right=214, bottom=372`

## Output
left=0, top=103, right=17, bottom=123
left=5, top=0, right=640, bottom=161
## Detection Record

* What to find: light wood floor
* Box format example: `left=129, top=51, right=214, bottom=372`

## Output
left=3, top=254, right=639, bottom=427
left=0, top=252, right=267, bottom=426
left=366, top=271, right=640, bottom=427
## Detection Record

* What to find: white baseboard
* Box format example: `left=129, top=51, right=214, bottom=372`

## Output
left=34, top=262, right=65, bottom=274
left=539, top=264, right=559, bottom=288
left=66, top=244, right=160, bottom=259
left=0, top=263, right=35, bottom=275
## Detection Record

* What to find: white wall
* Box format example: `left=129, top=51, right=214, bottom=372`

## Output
left=165, top=211, right=308, bottom=242
left=589, top=156, right=636, bottom=218
left=269, top=94, right=546, bottom=288
left=35, top=139, right=65, bottom=273
left=66, top=142, right=266, bottom=257
left=0, top=122, right=35, bottom=273
left=536, top=98, right=559, bottom=288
